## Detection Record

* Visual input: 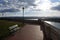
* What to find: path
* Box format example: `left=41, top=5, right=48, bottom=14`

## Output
left=5, top=24, right=43, bottom=40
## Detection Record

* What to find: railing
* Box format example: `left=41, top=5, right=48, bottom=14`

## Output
left=38, top=19, right=60, bottom=40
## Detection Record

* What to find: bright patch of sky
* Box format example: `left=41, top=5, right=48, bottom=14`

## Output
left=34, top=0, right=52, bottom=11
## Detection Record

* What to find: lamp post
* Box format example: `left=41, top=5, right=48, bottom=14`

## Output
left=22, top=7, right=24, bottom=25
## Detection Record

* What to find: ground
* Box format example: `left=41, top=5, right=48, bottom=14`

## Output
left=5, top=24, right=43, bottom=40
left=0, top=20, right=23, bottom=39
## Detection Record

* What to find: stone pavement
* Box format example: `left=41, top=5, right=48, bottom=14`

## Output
left=5, top=24, right=43, bottom=40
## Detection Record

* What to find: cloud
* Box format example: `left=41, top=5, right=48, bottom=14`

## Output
left=48, top=0, right=60, bottom=11
left=0, top=0, right=37, bottom=13
left=0, top=8, right=20, bottom=13
left=0, top=0, right=60, bottom=13
left=51, top=5, right=60, bottom=11
left=19, top=0, right=36, bottom=6
left=50, top=0, right=60, bottom=3
left=0, top=0, right=36, bottom=9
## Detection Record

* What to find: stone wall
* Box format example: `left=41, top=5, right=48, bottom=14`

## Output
left=38, top=19, right=60, bottom=40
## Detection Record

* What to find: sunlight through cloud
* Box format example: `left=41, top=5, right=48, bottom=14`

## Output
left=35, top=0, right=52, bottom=11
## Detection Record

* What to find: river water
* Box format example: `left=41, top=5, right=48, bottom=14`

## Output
left=45, top=21, right=60, bottom=29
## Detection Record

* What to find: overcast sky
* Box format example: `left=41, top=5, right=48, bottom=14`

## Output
left=0, top=0, right=60, bottom=17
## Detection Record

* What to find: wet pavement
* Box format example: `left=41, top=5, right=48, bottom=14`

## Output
left=5, top=24, right=43, bottom=40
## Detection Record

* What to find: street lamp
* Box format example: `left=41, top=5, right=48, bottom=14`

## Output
left=22, top=7, right=24, bottom=25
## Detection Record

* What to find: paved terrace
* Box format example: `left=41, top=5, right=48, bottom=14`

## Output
left=5, top=24, right=43, bottom=40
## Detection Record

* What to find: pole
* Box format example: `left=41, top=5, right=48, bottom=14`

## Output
left=22, top=7, right=24, bottom=25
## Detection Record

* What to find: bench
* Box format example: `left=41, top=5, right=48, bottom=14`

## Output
left=8, top=24, right=20, bottom=33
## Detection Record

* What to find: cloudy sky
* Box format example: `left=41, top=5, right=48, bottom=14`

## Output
left=0, top=0, right=60, bottom=17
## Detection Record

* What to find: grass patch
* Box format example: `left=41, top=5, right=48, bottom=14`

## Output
left=0, top=20, right=24, bottom=39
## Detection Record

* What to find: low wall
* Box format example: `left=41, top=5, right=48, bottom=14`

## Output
left=38, top=19, right=60, bottom=40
